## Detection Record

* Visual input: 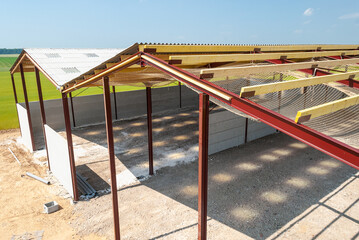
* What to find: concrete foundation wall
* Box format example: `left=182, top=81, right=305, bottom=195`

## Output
left=45, top=124, right=74, bottom=197
left=208, top=110, right=276, bottom=155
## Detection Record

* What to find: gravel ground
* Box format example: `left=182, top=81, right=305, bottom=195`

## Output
left=2, top=105, right=359, bottom=239
left=71, top=131, right=359, bottom=239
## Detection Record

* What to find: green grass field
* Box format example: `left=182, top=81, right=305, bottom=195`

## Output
left=0, top=56, right=153, bottom=130
left=0, top=55, right=18, bottom=71
left=0, top=55, right=180, bottom=130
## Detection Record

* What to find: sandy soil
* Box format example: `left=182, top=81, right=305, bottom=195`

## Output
left=1, top=106, right=359, bottom=239
left=70, top=132, right=359, bottom=239
left=0, top=129, right=104, bottom=240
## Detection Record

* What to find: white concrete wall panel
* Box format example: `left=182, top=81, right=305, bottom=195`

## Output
left=16, top=104, right=33, bottom=152
left=44, top=124, right=74, bottom=197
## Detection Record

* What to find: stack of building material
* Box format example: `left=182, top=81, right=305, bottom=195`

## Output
left=76, top=173, right=96, bottom=199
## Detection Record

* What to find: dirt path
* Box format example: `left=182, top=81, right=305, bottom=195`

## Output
left=0, top=129, right=103, bottom=240
left=1, top=124, right=359, bottom=239
left=71, top=132, right=359, bottom=239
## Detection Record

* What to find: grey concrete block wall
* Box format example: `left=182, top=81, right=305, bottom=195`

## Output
left=21, top=85, right=275, bottom=154
left=20, top=100, right=71, bottom=147
left=208, top=110, right=276, bottom=155
left=24, top=85, right=198, bottom=148
left=247, top=120, right=277, bottom=142
left=71, top=94, right=106, bottom=127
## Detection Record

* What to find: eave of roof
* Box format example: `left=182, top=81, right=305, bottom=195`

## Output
left=10, top=47, right=127, bottom=88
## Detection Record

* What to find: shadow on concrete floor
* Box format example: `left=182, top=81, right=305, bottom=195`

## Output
left=66, top=107, right=358, bottom=239
left=141, top=133, right=358, bottom=239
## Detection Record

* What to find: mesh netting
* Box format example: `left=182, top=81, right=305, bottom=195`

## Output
left=202, top=64, right=359, bottom=149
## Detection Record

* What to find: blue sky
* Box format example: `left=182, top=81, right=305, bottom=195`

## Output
left=1, top=0, right=359, bottom=48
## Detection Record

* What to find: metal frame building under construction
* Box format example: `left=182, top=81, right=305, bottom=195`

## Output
left=9, top=43, right=359, bottom=239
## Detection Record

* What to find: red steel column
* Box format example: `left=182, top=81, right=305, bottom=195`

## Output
left=11, top=74, right=18, bottom=103
left=198, top=93, right=209, bottom=240
left=112, top=86, right=118, bottom=120
left=179, top=81, right=182, bottom=108
left=11, top=73, right=21, bottom=135
left=61, top=93, right=79, bottom=201
left=69, top=92, right=76, bottom=127
left=244, top=118, right=248, bottom=143
left=103, top=77, right=121, bottom=240
left=278, top=73, right=283, bottom=114
left=146, top=87, right=154, bottom=175
left=20, top=63, right=36, bottom=151
left=35, top=67, right=50, bottom=170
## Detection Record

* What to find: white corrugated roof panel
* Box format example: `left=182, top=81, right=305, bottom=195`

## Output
left=25, top=48, right=124, bottom=87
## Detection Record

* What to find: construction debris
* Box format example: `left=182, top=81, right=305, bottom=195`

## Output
left=11, top=230, right=44, bottom=240
left=43, top=201, right=59, bottom=214
left=26, top=172, right=50, bottom=185
left=8, top=147, right=21, bottom=165
left=76, top=173, right=96, bottom=200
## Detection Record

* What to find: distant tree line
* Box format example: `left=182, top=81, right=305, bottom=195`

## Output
left=0, top=48, right=22, bottom=54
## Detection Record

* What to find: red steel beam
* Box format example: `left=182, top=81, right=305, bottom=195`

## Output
left=35, top=67, right=50, bottom=171
left=198, top=93, right=209, bottom=240
left=146, top=87, right=154, bottom=175
left=327, top=56, right=359, bottom=88
left=339, top=79, right=359, bottom=88
left=20, top=63, right=36, bottom=151
left=328, top=55, right=353, bottom=60
left=230, top=97, right=359, bottom=168
left=61, top=93, right=79, bottom=201
left=266, top=59, right=290, bottom=64
left=268, top=56, right=359, bottom=89
left=103, top=77, right=121, bottom=240
left=141, top=53, right=359, bottom=169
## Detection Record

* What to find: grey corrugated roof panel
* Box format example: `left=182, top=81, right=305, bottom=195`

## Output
left=71, top=43, right=140, bottom=83
left=23, top=48, right=124, bottom=87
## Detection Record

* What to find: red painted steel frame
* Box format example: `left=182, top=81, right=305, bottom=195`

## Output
left=146, top=87, right=154, bottom=175
left=69, top=92, right=76, bottom=127
left=35, top=67, right=51, bottom=171
left=325, top=56, right=359, bottom=89
left=103, top=77, right=121, bottom=240
left=198, top=93, right=209, bottom=240
left=244, top=118, right=248, bottom=143
left=20, top=64, right=36, bottom=151
left=112, top=86, right=118, bottom=120
left=10, top=74, right=18, bottom=103
left=339, top=79, right=359, bottom=88
left=178, top=81, right=182, bottom=108
left=11, top=73, right=21, bottom=136
left=230, top=98, right=359, bottom=168
left=61, top=93, right=79, bottom=201
left=141, top=53, right=359, bottom=169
